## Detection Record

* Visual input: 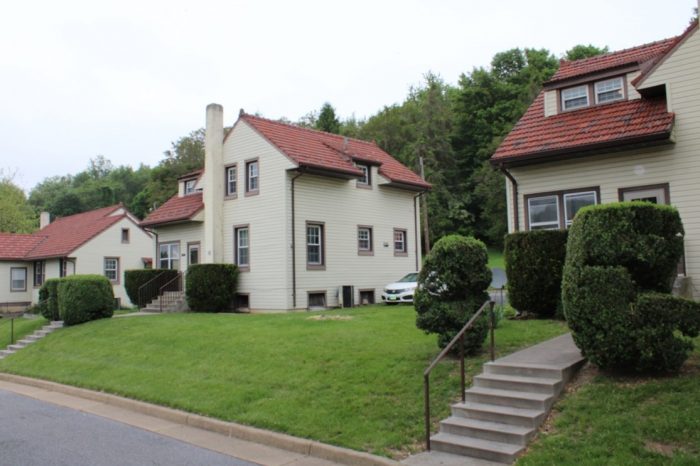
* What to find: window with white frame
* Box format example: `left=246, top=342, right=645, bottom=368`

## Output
left=159, top=243, right=180, bottom=270
left=246, top=160, right=259, bottom=193
left=307, top=224, right=324, bottom=266
left=561, top=85, right=589, bottom=110
left=226, top=165, right=237, bottom=196
left=595, top=77, right=624, bottom=104
left=184, top=179, right=196, bottom=195
left=104, top=257, right=119, bottom=282
left=10, top=267, right=27, bottom=291
left=235, top=227, right=249, bottom=268
left=356, top=164, right=370, bottom=186
left=358, top=226, right=372, bottom=254
left=564, top=191, right=597, bottom=226
left=528, top=195, right=560, bottom=230
left=394, top=229, right=407, bottom=254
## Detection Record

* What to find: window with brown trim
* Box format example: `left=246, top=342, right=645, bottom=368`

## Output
left=394, top=229, right=408, bottom=256
left=308, top=291, right=327, bottom=309
left=356, top=163, right=371, bottom=187
left=306, top=222, right=325, bottom=269
left=234, top=226, right=250, bottom=270
left=104, top=257, right=120, bottom=283
left=10, top=267, right=27, bottom=292
left=121, top=228, right=130, bottom=243
left=245, top=159, right=259, bottom=194
left=525, top=188, right=599, bottom=230
left=158, top=242, right=180, bottom=270
left=561, top=85, right=589, bottom=110
left=357, top=226, right=373, bottom=255
left=225, top=164, right=237, bottom=197
left=33, top=260, right=45, bottom=287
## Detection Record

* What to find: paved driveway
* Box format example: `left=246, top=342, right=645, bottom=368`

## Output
left=0, top=389, right=257, bottom=466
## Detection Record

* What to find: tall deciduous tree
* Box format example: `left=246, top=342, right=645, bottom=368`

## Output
left=0, top=172, right=36, bottom=233
left=564, top=44, right=609, bottom=61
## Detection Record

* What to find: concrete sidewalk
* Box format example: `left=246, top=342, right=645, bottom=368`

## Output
left=0, top=375, right=397, bottom=466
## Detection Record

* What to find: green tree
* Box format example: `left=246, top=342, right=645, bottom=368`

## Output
left=0, top=173, right=37, bottom=233
left=315, top=102, right=341, bottom=134
left=564, top=44, right=609, bottom=61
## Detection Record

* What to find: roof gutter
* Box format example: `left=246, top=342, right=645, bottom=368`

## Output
left=498, top=165, right=520, bottom=232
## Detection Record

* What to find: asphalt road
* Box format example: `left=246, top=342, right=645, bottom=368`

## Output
left=0, top=389, right=258, bottom=466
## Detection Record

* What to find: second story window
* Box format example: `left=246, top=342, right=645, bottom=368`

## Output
left=184, top=179, right=196, bottom=195
left=394, top=229, right=407, bottom=256
left=226, top=165, right=237, bottom=197
left=121, top=228, right=130, bottom=243
left=358, top=226, right=373, bottom=255
left=595, top=77, right=624, bottom=104
left=246, top=160, right=259, bottom=194
left=356, top=164, right=371, bottom=187
left=561, top=85, right=589, bottom=111
left=306, top=223, right=324, bottom=268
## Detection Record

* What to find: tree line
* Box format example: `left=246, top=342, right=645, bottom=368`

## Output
left=2, top=44, right=607, bottom=247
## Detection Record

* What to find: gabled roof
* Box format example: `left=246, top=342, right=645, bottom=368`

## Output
left=0, top=204, right=135, bottom=261
left=491, top=25, right=685, bottom=167
left=548, top=37, right=678, bottom=85
left=140, top=192, right=204, bottom=227
left=240, top=114, right=431, bottom=189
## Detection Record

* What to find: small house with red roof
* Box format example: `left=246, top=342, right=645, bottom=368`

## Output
left=142, top=104, right=430, bottom=311
left=491, top=19, right=700, bottom=297
left=0, top=205, right=153, bottom=310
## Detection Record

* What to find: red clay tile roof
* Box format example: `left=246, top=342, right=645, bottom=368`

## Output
left=240, top=114, right=430, bottom=189
left=0, top=205, right=135, bottom=261
left=633, top=20, right=698, bottom=87
left=548, top=37, right=678, bottom=84
left=0, top=234, right=46, bottom=260
left=177, top=169, right=203, bottom=180
left=140, top=192, right=204, bottom=227
left=491, top=93, right=674, bottom=165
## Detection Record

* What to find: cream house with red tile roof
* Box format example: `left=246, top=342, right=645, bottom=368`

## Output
left=491, top=19, right=700, bottom=298
left=0, top=205, right=153, bottom=310
left=142, top=105, right=430, bottom=311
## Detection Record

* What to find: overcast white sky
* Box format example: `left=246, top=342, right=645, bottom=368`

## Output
left=0, top=0, right=695, bottom=192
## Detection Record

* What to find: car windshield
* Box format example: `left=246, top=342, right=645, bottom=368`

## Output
left=398, top=273, right=418, bottom=283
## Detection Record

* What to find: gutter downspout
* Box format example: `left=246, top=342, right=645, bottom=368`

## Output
left=144, top=228, right=159, bottom=268
left=291, top=171, right=304, bottom=309
left=499, top=165, right=520, bottom=232
left=413, top=192, right=423, bottom=271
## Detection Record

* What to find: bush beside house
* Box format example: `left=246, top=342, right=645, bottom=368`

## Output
left=38, top=278, right=62, bottom=321
left=58, top=275, right=115, bottom=326
left=562, top=202, right=700, bottom=372
left=186, top=264, right=239, bottom=312
left=504, top=230, right=568, bottom=317
left=415, top=235, right=492, bottom=354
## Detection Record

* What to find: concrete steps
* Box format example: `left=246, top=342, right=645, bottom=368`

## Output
left=142, top=292, right=187, bottom=313
left=428, top=333, right=585, bottom=464
left=0, top=321, right=64, bottom=360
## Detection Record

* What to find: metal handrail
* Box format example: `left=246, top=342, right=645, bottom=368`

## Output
left=423, top=300, right=495, bottom=451
left=159, top=273, right=183, bottom=312
left=137, top=272, right=171, bottom=309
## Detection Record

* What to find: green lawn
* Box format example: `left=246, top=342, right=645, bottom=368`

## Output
left=518, top=340, right=700, bottom=465
left=0, top=317, right=47, bottom=349
left=0, top=306, right=566, bottom=457
left=488, top=248, right=505, bottom=269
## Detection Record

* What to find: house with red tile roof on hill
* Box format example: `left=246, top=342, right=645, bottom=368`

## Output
left=0, top=205, right=153, bottom=310
left=491, top=19, right=699, bottom=297
left=141, top=105, right=430, bottom=311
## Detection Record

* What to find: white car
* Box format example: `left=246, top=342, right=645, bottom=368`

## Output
left=381, top=272, right=419, bottom=304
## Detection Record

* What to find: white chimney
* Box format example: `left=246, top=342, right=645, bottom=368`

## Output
left=203, top=103, right=225, bottom=263
left=40, top=212, right=51, bottom=229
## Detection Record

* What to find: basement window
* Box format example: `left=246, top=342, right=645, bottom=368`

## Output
left=359, top=289, right=375, bottom=305
left=308, top=292, right=327, bottom=309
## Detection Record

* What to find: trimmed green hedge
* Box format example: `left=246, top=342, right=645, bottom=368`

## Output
left=504, top=230, right=568, bottom=317
left=58, top=275, right=115, bottom=326
left=124, top=269, right=178, bottom=306
left=415, top=235, right=491, bottom=354
left=186, top=264, right=239, bottom=312
left=38, top=278, right=62, bottom=321
left=563, top=202, right=700, bottom=372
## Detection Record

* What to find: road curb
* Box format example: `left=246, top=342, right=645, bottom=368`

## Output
left=0, top=373, right=399, bottom=466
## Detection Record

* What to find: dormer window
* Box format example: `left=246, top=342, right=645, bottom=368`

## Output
left=356, top=163, right=371, bottom=187
left=595, top=77, right=624, bottom=104
left=561, top=85, right=589, bottom=110
left=184, top=179, right=196, bottom=195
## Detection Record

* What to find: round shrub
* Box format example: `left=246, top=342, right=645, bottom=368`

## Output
left=124, top=269, right=179, bottom=306
left=563, top=202, right=700, bottom=372
left=415, top=235, right=492, bottom=354
left=58, top=275, right=115, bottom=326
left=38, top=278, right=62, bottom=320
left=504, top=230, right=568, bottom=317
left=186, top=264, right=239, bottom=312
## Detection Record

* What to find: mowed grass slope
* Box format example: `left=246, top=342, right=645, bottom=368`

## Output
left=0, top=306, right=566, bottom=456
left=519, top=340, right=700, bottom=466
left=0, top=317, right=47, bottom=349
